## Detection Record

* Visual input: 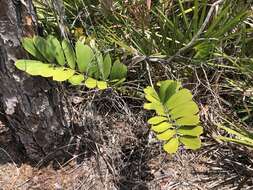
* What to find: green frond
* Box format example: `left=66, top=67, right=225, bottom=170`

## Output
left=15, top=36, right=128, bottom=90
left=144, top=80, right=202, bottom=154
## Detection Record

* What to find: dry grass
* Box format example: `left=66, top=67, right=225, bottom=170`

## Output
left=0, top=58, right=253, bottom=189
left=1, top=86, right=253, bottom=190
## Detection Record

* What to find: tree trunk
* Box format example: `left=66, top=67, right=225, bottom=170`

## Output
left=0, top=0, right=70, bottom=163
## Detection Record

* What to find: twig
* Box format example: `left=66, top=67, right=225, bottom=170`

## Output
left=145, top=60, right=154, bottom=88
left=166, top=0, right=225, bottom=63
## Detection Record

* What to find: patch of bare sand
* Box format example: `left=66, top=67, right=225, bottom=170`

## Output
left=0, top=158, right=115, bottom=190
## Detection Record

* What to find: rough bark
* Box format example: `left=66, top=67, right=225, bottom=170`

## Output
left=0, top=0, right=70, bottom=163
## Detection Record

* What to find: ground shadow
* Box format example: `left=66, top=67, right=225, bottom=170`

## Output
left=114, top=125, right=157, bottom=190
left=117, top=144, right=154, bottom=190
left=0, top=130, right=27, bottom=165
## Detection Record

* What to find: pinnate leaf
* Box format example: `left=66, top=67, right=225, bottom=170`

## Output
left=34, top=36, right=54, bottom=62
left=103, top=54, right=112, bottom=80
left=159, top=80, right=180, bottom=103
left=177, top=126, right=203, bottom=136
left=22, top=38, right=44, bottom=60
left=170, top=101, right=199, bottom=120
left=51, top=68, right=75, bottom=81
left=175, top=115, right=200, bottom=126
left=144, top=86, right=160, bottom=103
left=157, top=129, right=176, bottom=141
left=166, top=89, right=193, bottom=109
left=110, top=60, right=127, bottom=80
left=62, top=40, right=76, bottom=69
left=180, top=136, right=201, bottom=150
left=15, top=60, right=50, bottom=76
left=68, top=74, right=85, bottom=85
left=76, top=41, right=94, bottom=73
left=47, top=35, right=65, bottom=66
left=163, top=137, right=179, bottom=154
left=144, top=102, right=166, bottom=116
left=148, top=116, right=168, bottom=125
left=151, top=122, right=172, bottom=133
left=97, top=81, right=108, bottom=90
left=85, top=77, right=97, bottom=89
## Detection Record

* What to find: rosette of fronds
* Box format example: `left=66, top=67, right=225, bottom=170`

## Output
left=15, top=36, right=127, bottom=89
left=144, top=80, right=203, bottom=154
